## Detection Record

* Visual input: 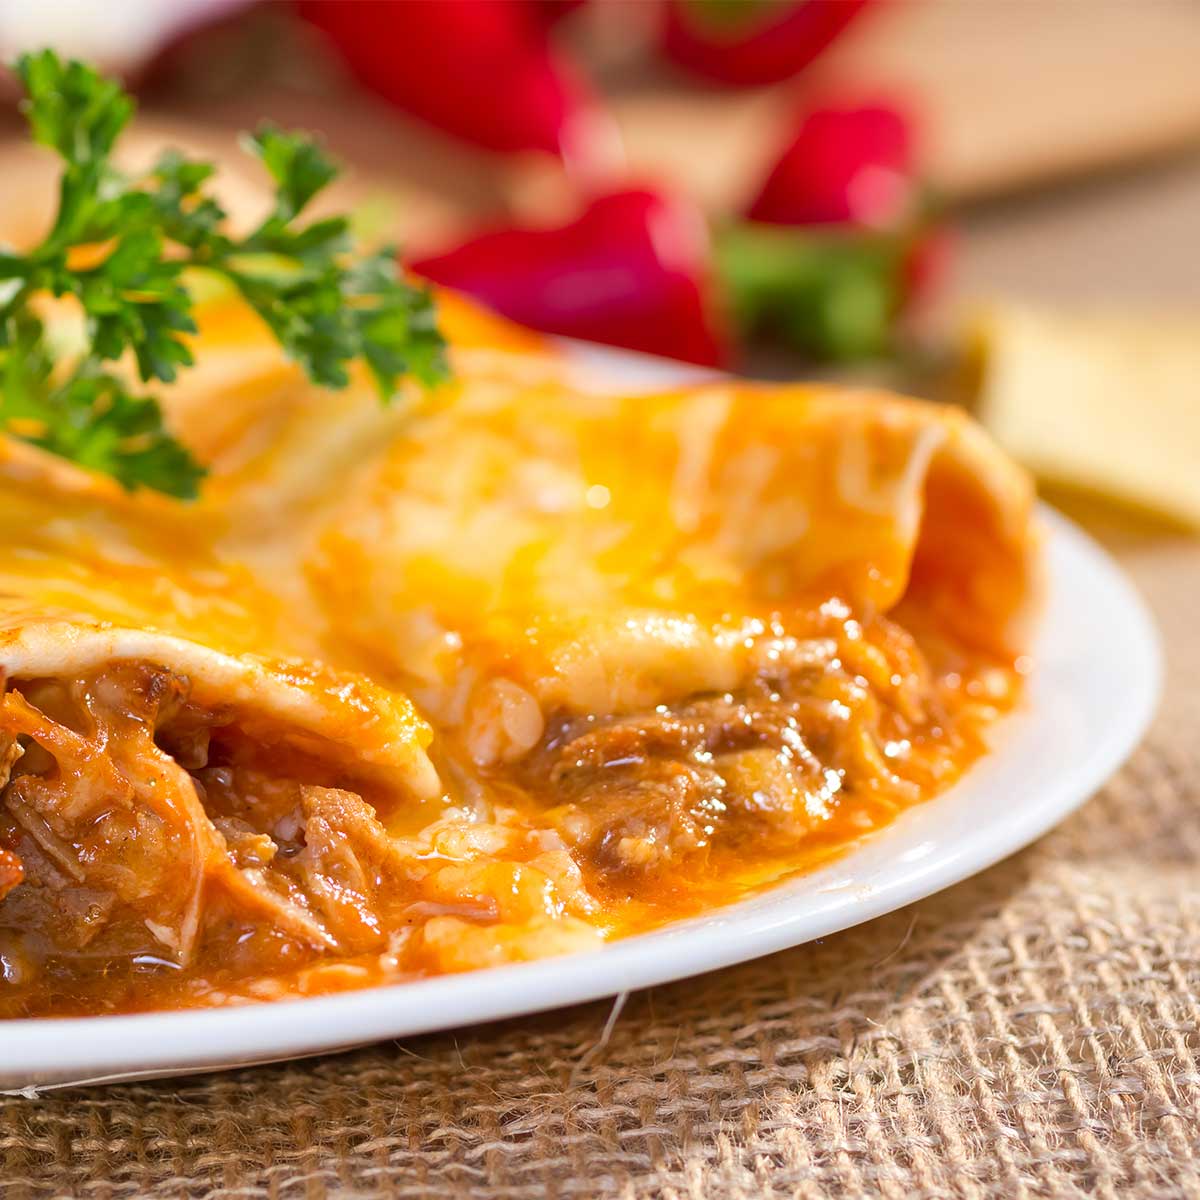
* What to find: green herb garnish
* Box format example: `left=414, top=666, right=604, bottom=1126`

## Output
left=0, top=50, right=448, bottom=498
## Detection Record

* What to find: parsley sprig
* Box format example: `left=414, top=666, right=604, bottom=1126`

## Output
left=0, top=50, right=448, bottom=498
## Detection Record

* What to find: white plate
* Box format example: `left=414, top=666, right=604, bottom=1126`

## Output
left=0, top=351, right=1162, bottom=1090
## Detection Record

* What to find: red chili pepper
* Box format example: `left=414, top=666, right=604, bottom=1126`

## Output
left=527, top=0, right=588, bottom=26
left=661, top=0, right=874, bottom=88
left=748, top=101, right=917, bottom=228
left=715, top=96, right=943, bottom=361
left=410, top=190, right=727, bottom=367
left=296, top=0, right=610, bottom=168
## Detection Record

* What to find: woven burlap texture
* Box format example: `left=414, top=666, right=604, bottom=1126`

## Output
left=3, top=528, right=1198, bottom=1200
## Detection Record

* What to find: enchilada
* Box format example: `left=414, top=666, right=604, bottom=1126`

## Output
left=0, top=291, right=1037, bottom=1016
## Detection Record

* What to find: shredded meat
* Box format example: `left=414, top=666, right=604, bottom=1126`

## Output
left=0, top=735, right=23, bottom=901
left=0, top=661, right=420, bottom=1005
left=517, top=611, right=968, bottom=879
left=197, top=769, right=414, bottom=954
left=0, top=848, right=21, bottom=903
left=0, top=666, right=239, bottom=963
left=525, top=692, right=841, bottom=873
left=295, top=785, right=412, bottom=951
left=0, top=596, right=1013, bottom=1017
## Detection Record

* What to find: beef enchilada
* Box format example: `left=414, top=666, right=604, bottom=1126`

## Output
left=0, top=52, right=1038, bottom=1016
left=0, top=290, right=1037, bottom=1016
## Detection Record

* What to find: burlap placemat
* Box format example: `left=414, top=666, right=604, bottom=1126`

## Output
left=3, top=519, right=1198, bottom=1199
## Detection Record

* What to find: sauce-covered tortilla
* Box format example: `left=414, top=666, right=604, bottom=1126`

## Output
left=0, top=293, right=1038, bottom=1016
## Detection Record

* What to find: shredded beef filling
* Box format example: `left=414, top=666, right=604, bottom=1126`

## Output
left=0, top=602, right=1009, bottom=1015
left=515, top=613, right=980, bottom=881
left=0, top=662, right=416, bottom=1005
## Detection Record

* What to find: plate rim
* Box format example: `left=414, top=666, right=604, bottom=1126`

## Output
left=0, top=505, right=1162, bottom=1090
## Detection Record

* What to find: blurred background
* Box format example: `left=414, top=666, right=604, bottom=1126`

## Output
left=1, top=0, right=1196, bottom=526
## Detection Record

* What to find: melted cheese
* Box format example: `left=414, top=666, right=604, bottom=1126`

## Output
left=306, top=373, right=1034, bottom=720
left=0, top=289, right=1038, bottom=1016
